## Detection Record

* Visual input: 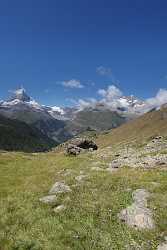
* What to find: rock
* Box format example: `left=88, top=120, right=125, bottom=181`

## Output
left=108, top=161, right=120, bottom=169
left=88, top=148, right=94, bottom=152
left=53, top=205, right=66, bottom=213
left=119, top=189, right=154, bottom=230
left=75, top=175, right=87, bottom=182
left=66, top=138, right=98, bottom=156
left=157, top=243, right=167, bottom=250
left=49, top=182, right=71, bottom=194
left=39, top=195, right=57, bottom=204
left=66, top=144, right=81, bottom=156
left=74, top=138, right=98, bottom=150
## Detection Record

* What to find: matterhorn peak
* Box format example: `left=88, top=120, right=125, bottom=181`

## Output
left=10, top=87, right=31, bottom=102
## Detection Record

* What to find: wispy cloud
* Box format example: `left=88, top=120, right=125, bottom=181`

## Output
left=96, top=66, right=112, bottom=76
left=61, top=79, right=84, bottom=89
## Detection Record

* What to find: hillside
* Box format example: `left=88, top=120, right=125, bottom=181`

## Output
left=0, top=114, right=56, bottom=152
left=0, top=106, right=167, bottom=250
left=96, top=105, right=167, bottom=148
left=65, top=108, right=126, bottom=137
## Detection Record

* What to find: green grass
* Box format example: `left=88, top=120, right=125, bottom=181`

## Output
left=0, top=150, right=167, bottom=250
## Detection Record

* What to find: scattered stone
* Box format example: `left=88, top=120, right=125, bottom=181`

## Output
left=39, top=195, right=57, bottom=204
left=49, top=182, right=71, bottom=194
left=119, top=189, right=154, bottom=230
left=53, top=205, right=66, bottom=213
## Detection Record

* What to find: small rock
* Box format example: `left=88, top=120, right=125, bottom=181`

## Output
left=49, top=182, right=71, bottom=194
left=39, top=195, right=57, bottom=204
left=53, top=205, right=66, bottom=213
left=109, top=161, right=120, bottom=169
left=75, top=175, right=87, bottom=182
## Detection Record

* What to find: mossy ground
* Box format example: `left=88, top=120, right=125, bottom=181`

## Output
left=0, top=149, right=166, bottom=250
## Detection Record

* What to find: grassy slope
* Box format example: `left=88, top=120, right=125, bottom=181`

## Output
left=0, top=150, right=166, bottom=250
left=96, top=106, right=167, bottom=148
left=0, top=107, right=167, bottom=249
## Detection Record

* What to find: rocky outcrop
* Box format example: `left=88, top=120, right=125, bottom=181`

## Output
left=66, top=138, right=98, bottom=156
left=66, top=144, right=81, bottom=156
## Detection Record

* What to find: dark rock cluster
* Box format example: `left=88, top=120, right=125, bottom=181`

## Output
left=66, top=138, right=98, bottom=156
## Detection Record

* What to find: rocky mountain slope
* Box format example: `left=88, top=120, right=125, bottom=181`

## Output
left=0, top=114, right=56, bottom=152
left=65, top=107, right=126, bottom=136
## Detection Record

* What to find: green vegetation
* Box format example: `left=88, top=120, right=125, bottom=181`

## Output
left=0, top=107, right=167, bottom=249
left=0, top=150, right=166, bottom=250
left=0, top=115, right=56, bottom=152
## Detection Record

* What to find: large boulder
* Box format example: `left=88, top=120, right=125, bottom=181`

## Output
left=76, top=138, right=98, bottom=150
left=66, top=138, right=98, bottom=156
left=66, top=144, right=81, bottom=156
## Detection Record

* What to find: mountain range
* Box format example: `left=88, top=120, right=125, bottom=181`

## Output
left=0, top=88, right=161, bottom=152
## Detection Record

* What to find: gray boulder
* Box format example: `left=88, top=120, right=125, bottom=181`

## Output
left=119, top=189, right=154, bottom=230
left=49, top=182, right=71, bottom=194
left=39, top=195, right=58, bottom=204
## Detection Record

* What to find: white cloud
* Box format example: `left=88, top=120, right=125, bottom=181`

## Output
left=96, top=66, right=112, bottom=76
left=77, top=98, right=97, bottom=110
left=61, top=79, right=84, bottom=89
left=98, top=85, right=122, bottom=99
left=75, top=84, right=167, bottom=114
left=143, top=89, right=167, bottom=111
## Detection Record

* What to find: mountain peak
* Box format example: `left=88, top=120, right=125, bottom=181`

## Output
left=10, top=88, right=31, bottom=102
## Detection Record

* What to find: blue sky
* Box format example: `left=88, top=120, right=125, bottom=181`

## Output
left=0, top=0, right=167, bottom=106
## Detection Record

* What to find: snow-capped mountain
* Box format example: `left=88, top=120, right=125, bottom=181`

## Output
left=0, top=88, right=150, bottom=145
left=115, top=95, right=146, bottom=114
left=78, top=95, right=146, bottom=116
left=0, top=88, right=68, bottom=118
left=0, top=88, right=72, bottom=143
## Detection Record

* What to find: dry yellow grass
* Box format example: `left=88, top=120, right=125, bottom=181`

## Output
left=96, top=107, right=167, bottom=148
